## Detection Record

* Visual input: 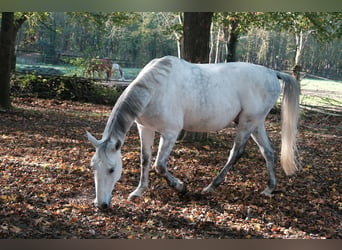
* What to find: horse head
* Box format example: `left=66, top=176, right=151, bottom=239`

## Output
left=87, top=132, right=122, bottom=209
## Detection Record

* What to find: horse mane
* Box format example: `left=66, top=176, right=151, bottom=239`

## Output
left=102, top=84, right=149, bottom=140
left=102, top=56, right=174, bottom=141
left=135, top=56, right=173, bottom=85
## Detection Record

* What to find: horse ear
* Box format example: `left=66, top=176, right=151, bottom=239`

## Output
left=86, top=131, right=99, bottom=147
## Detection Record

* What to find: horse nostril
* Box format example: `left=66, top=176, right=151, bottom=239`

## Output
left=100, top=202, right=109, bottom=209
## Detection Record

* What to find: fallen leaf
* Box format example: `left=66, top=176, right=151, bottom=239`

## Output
left=10, top=225, right=22, bottom=233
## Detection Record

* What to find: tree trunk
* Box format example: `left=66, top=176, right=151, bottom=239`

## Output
left=294, top=31, right=304, bottom=67
left=183, top=12, right=213, bottom=63
left=293, top=30, right=311, bottom=92
left=176, top=36, right=183, bottom=58
left=180, top=12, right=213, bottom=142
left=214, top=26, right=221, bottom=63
left=208, top=21, right=215, bottom=63
left=11, top=15, right=27, bottom=72
left=0, top=12, right=14, bottom=110
left=176, top=13, right=183, bottom=58
left=226, top=17, right=239, bottom=62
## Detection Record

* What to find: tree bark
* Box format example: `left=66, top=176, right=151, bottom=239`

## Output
left=293, top=30, right=311, bottom=92
left=11, top=14, right=27, bottom=72
left=214, top=26, right=221, bottom=63
left=0, top=12, right=14, bottom=110
left=183, top=12, right=213, bottom=63
left=226, top=17, right=239, bottom=62
left=180, top=12, right=213, bottom=142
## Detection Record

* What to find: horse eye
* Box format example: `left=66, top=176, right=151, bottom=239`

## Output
left=109, top=168, right=114, bottom=174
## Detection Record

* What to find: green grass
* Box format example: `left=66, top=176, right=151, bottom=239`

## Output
left=121, top=68, right=141, bottom=79
left=16, top=63, right=142, bottom=80
left=301, top=79, right=342, bottom=93
left=300, top=95, right=341, bottom=108
left=300, top=79, right=341, bottom=113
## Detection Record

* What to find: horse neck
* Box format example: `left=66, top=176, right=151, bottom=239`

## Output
left=102, top=83, right=151, bottom=142
left=103, top=104, right=133, bottom=143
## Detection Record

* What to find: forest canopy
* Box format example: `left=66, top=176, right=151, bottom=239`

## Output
left=5, top=12, right=342, bottom=78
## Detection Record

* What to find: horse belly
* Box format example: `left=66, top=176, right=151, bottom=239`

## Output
left=183, top=104, right=239, bottom=132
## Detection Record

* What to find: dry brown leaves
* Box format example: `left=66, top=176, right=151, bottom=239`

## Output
left=0, top=97, right=341, bottom=238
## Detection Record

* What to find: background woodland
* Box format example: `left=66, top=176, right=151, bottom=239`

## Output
left=12, top=12, right=342, bottom=78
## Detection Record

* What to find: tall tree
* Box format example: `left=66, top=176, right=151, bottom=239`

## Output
left=183, top=12, right=213, bottom=63
left=226, top=15, right=239, bottom=62
left=262, top=12, right=342, bottom=81
left=210, top=12, right=258, bottom=64
left=159, top=12, right=183, bottom=58
left=0, top=12, right=14, bottom=110
left=212, top=12, right=341, bottom=79
left=0, top=12, right=49, bottom=109
left=11, top=14, right=27, bottom=71
left=180, top=12, right=213, bottom=141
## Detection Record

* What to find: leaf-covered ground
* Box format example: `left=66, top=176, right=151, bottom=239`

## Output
left=0, top=97, right=341, bottom=238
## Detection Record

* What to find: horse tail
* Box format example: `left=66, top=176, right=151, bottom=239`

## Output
left=276, top=71, right=300, bottom=175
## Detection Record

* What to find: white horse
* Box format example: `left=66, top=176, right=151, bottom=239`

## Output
left=87, top=56, right=300, bottom=209
left=84, top=59, right=124, bottom=81
left=111, top=63, right=124, bottom=80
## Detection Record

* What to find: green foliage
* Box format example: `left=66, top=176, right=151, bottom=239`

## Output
left=11, top=74, right=121, bottom=105
left=14, top=12, right=49, bottom=33
left=18, top=73, right=38, bottom=90
left=67, top=57, right=89, bottom=75
left=263, top=12, right=341, bottom=42
left=213, top=12, right=341, bottom=41
left=17, top=12, right=178, bottom=67
left=15, top=12, right=341, bottom=78
left=67, top=12, right=136, bottom=36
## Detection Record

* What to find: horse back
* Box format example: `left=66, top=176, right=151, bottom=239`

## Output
left=135, top=56, right=281, bottom=132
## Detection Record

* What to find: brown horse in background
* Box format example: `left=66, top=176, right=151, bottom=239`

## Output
left=84, top=58, right=121, bottom=80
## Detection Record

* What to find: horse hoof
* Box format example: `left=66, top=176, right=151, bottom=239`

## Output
left=261, top=188, right=273, bottom=197
left=176, top=181, right=187, bottom=193
left=202, top=185, right=214, bottom=194
left=128, top=193, right=141, bottom=202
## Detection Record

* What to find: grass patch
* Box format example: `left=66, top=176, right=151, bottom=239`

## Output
left=300, top=95, right=341, bottom=107
left=301, top=79, right=342, bottom=92
left=299, top=79, right=341, bottom=114
left=17, top=63, right=143, bottom=81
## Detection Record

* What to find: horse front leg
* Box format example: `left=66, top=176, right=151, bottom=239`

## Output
left=128, top=125, right=155, bottom=200
left=106, top=69, right=111, bottom=81
left=154, top=132, right=186, bottom=193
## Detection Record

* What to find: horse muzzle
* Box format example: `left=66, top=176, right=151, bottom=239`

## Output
left=94, top=198, right=111, bottom=210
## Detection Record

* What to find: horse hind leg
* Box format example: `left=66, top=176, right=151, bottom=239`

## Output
left=251, top=124, right=276, bottom=196
left=202, top=125, right=252, bottom=194
left=154, top=132, right=186, bottom=193
left=106, top=70, right=111, bottom=81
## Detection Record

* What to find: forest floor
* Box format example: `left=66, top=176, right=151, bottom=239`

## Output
left=0, top=97, right=341, bottom=239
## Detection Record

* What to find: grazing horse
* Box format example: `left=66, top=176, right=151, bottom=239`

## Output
left=84, top=58, right=123, bottom=80
left=111, top=63, right=124, bottom=80
left=87, top=56, right=300, bottom=209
